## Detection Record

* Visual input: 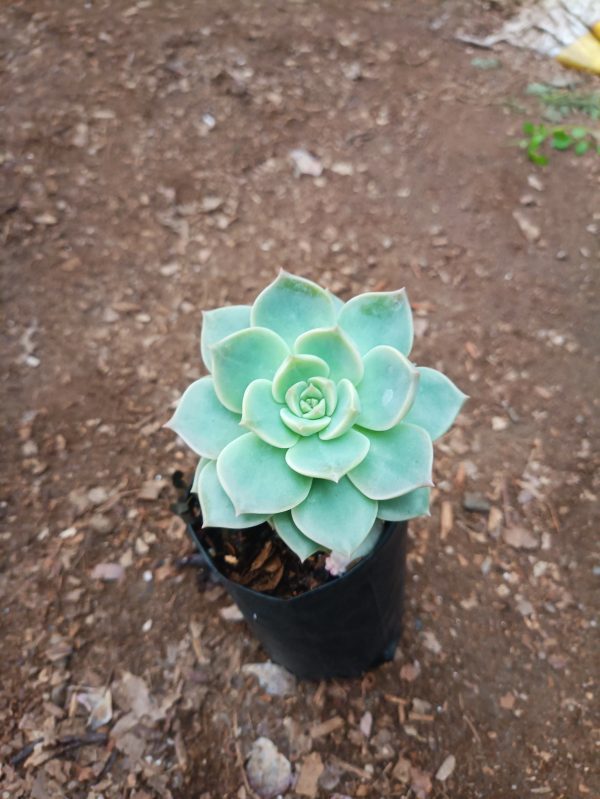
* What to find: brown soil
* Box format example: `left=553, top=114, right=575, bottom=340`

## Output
left=1, top=1, right=598, bottom=798
left=181, top=483, right=336, bottom=598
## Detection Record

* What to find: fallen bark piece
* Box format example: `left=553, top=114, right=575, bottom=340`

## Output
left=295, top=752, right=324, bottom=798
left=310, top=716, right=345, bottom=739
left=503, top=525, right=539, bottom=550
left=411, top=765, right=433, bottom=798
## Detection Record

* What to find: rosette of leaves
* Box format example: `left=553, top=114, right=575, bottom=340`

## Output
left=167, top=272, right=467, bottom=561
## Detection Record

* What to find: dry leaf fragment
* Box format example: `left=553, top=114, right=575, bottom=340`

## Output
left=310, top=716, right=345, bottom=739
left=295, top=752, right=324, bottom=798
left=392, top=756, right=412, bottom=783
left=400, top=661, right=421, bottom=681
left=410, top=765, right=432, bottom=798
left=488, top=506, right=503, bottom=535
left=422, top=631, right=442, bottom=655
left=440, top=501, right=453, bottom=540
left=137, top=479, right=167, bottom=501
left=435, top=754, right=456, bottom=782
left=359, top=711, right=373, bottom=739
left=90, top=562, right=124, bottom=581
left=76, top=687, right=113, bottom=729
left=499, top=692, right=515, bottom=710
left=220, top=604, right=244, bottom=621
left=503, top=526, right=538, bottom=550
left=513, top=210, right=540, bottom=242
left=174, top=730, right=188, bottom=772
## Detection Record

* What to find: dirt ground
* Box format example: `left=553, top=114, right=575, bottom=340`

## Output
left=1, top=1, right=599, bottom=797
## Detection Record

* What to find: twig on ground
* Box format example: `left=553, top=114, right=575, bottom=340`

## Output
left=231, top=711, right=262, bottom=799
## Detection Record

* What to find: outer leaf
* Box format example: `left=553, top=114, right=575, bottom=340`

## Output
left=272, top=354, right=329, bottom=403
left=286, top=429, right=370, bottom=482
left=251, top=270, right=336, bottom=346
left=338, top=289, right=413, bottom=356
left=241, top=379, right=299, bottom=448
left=165, top=377, right=243, bottom=458
left=217, top=432, right=312, bottom=514
left=328, top=290, right=344, bottom=314
left=351, top=518, right=384, bottom=559
left=272, top=512, right=322, bottom=561
left=403, top=367, right=468, bottom=441
left=319, top=378, right=360, bottom=440
left=348, top=423, right=433, bottom=500
left=356, top=345, right=419, bottom=431
left=198, top=461, right=268, bottom=528
left=324, top=519, right=384, bottom=575
left=212, top=327, right=289, bottom=413
left=200, top=305, right=251, bottom=371
left=295, top=326, right=363, bottom=384
left=191, top=457, right=209, bottom=495
left=280, top=408, right=330, bottom=436
left=292, top=477, right=378, bottom=556
left=378, top=487, right=431, bottom=522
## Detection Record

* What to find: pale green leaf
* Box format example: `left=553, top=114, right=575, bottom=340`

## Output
left=272, top=354, right=329, bottom=403
left=328, top=290, right=345, bottom=314
left=240, top=379, right=299, bottom=448
left=403, top=367, right=468, bottom=441
left=198, top=461, right=268, bottom=528
left=200, top=305, right=251, bottom=371
left=308, top=376, right=337, bottom=414
left=166, top=377, right=243, bottom=458
left=191, top=457, right=210, bottom=495
left=356, top=345, right=419, bottom=431
left=217, top=432, right=312, bottom=514
left=348, top=423, right=433, bottom=500
left=292, top=477, right=378, bottom=556
left=272, top=512, right=322, bottom=561
left=319, top=378, right=361, bottom=440
left=350, top=518, right=384, bottom=559
left=285, top=381, right=307, bottom=416
left=338, top=288, right=413, bottom=356
left=286, top=429, right=370, bottom=482
left=212, top=327, right=289, bottom=413
left=295, top=326, right=363, bottom=384
left=378, top=487, right=431, bottom=521
left=280, top=408, right=330, bottom=436
left=251, top=270, right=336, bottom=346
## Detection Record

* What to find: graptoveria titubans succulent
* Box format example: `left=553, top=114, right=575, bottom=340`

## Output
left=167, top=272, right=467, bottom=561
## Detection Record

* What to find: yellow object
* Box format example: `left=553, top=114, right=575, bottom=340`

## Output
left=557, top=26, right=600, bottom=74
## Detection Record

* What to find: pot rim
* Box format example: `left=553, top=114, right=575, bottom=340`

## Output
left=186, top=519, right=403, bottom=605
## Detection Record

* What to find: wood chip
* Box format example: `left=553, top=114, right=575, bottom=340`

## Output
left=295, top=752, right=324, bottom=798
left=137, top=479, right=167, bottom=501
left=392, top=756, right=412, bottom=783
left=310, top=716, right=345, bottom=739
left=440, top=501, right=453, bottom=540
left=502, top=525, right=538, bottom=550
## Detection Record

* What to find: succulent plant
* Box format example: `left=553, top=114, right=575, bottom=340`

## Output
left=167, top=272, right=466, bottom=561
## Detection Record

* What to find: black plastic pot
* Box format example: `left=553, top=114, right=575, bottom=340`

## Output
left=186, top=518, right=407, bottom=680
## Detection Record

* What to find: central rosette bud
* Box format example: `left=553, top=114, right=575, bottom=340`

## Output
left=280, top=376, right=337, bottom=436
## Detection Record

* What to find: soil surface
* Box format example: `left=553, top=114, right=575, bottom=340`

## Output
left=1, top=1, right=598, bottom=798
